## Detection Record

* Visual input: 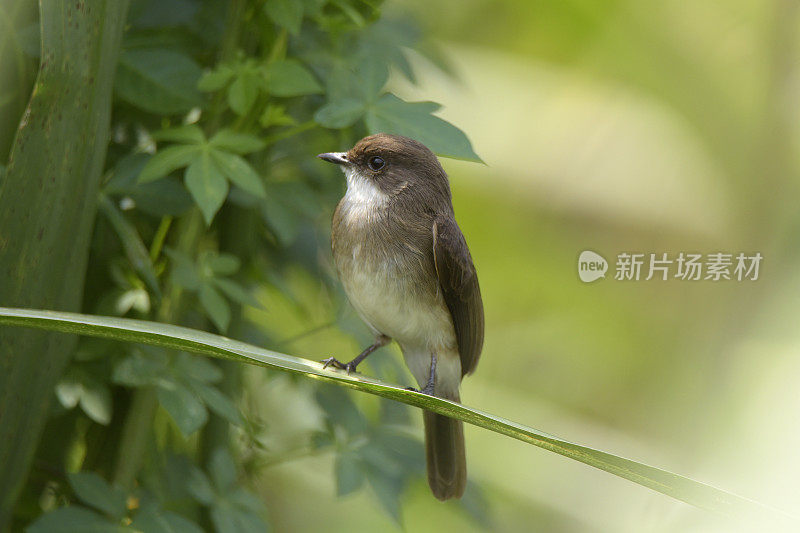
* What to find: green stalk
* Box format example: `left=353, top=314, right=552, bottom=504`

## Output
left=111, top=389, right=158, bottom=489
left=1, top=307, right=795, bottom=529
left=0, top=1, right=130, bottom=525
left=149, top=216, right=173, bottom=263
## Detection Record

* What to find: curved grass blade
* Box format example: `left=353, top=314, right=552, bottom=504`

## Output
left=0, top=307, right=793, bottom=525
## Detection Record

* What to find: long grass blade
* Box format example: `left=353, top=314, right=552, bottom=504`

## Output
left=0, top=307, right=793, bottom=525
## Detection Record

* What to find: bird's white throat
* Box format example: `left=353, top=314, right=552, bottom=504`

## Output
left=342, top=166, right=388, bottom=208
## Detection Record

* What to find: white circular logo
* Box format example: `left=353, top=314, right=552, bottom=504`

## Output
left=578, top=251, right=608, bottom=282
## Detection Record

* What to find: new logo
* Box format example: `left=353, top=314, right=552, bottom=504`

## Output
left=578, top=250, right=608, bottom=283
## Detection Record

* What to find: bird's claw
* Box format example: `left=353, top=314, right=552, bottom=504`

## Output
left=321, top=356, right=355, bottom=374
left=405, top=354, right=437, bottom=395
left=404, top=383, right=435, bottom=396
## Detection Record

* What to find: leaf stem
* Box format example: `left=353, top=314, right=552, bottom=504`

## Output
left=149, top=216, right=172, bottom=263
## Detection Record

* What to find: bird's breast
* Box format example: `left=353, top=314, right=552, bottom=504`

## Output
left=332, top=199, right=456, bottom=352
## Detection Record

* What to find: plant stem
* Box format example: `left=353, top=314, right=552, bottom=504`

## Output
left=149, top=216, right=172, bottom=263
left=111, top=388, right=158, bottom=488
left=206, top=0, right=247, bottom=134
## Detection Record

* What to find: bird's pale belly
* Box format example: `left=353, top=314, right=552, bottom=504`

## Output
left=336, top=245, right=456, bottom=354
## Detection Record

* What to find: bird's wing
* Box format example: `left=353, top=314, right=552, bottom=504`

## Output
left=432, top=216, right=484, bottom=376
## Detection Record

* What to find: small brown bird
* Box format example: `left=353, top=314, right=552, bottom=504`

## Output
left=318, top=133, right=484, bottom=500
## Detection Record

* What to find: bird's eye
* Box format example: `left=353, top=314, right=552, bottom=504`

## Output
left=367, top=156, right=385, bottom=171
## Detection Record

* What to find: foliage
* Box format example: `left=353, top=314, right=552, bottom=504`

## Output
left=1, top=0, right=480, bottom=530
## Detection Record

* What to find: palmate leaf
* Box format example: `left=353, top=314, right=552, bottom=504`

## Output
left=264, top=60, right=322, bottom=97
left=0, top=307, right=794, bottom=527
left=115, top=49, right=204, bottom=115
left=315, top=91, right=481, bottom=162
left=210, top=150, right=266, bottom=198
left=366, top=94, right=481, bottom=162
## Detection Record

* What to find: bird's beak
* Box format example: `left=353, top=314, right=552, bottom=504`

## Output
left=317, top=152, right=349, bottom=165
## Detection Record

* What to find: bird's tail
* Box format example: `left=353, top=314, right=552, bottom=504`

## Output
left=423, top=391, right=466, bottom=500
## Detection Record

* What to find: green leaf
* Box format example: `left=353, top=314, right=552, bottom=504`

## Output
left=209, top=130, right=266, bottom=154
left=212, top=278, right=261, bottom=309
left=98, top=195, right=161, bottom=302
left=174, top=352, right=223, bottom=384
left=335, top=451, right=365, bottom=496
left=27, top=506, right=124, bottom=533
left=138, top=145, right=201, bottom=184
left=157, top=381, right=208, bottom=436
left=105, top=154, right=192, bottom=217
left=204, top=253, right=240, bottom=276
left=331, top=0, right=366, bottom=26
left=184, top=151, right=229, bottom=225
left=131, top=508, right=204, bottom=533
left=127, top=178, right=194, bottom=217
left=186, top=465, right=217, bottom=505
left=187, top=466, right=216, bottom=504
left=315, top=385, right=367, bottom=435
left=56, top=373, right=113, bottom=425
left=210, top=502, right=266, bottom=533
left=151, top=125, right=206, bottom=144
left=198, top=65, right=235, bottom=92
left=259, top=105, right=296, bottom=128
left=55, top=379, right=82, bottom=408
left=200, top=283, right=231, bottom=332
left=116, top=49, right=204, bottom=115
left=365, top=465, right=404, bottom=524
left=164, top=248, right=201, bottom=290
left=192, top=382, right=243, bottom=426
left=210, top=150, right=266, bottom=198
left=264, top=0, right=304, bottom=35
left=265, top=60, right=322, bottom=97
left=67, top=472, right=127, bottom=519
left=325, top=66, right=365, bottom=103
left=0, top=307, right=791, bottom=526
left=366, top=94, right=481, bottom=162
left=78, top=381, right=113, bottom=426
left=227, top=71, right=260, bottom=116
left=113, top=351, right=167, bottom=387
left=208, top=448, right=237, bottom=491
left=356, top=55, right=389, bottom=99
left=314, top=99, right=366, bottom=128
left=227, top=489, right=267, bottom=515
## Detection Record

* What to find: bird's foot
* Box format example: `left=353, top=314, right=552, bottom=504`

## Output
left=320, top=356, right=357, bottom=374
left=405, top=383, right=436, bottom=395
left=405, top=354, right=437, bottom=395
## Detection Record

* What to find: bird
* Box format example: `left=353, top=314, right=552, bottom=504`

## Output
left=318, top=133, right=484, bottom=500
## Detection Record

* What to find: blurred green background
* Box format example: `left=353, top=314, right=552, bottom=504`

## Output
left=258, top=0, right=799, bottom=530
left=2, top=0, right=798, bottom=531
